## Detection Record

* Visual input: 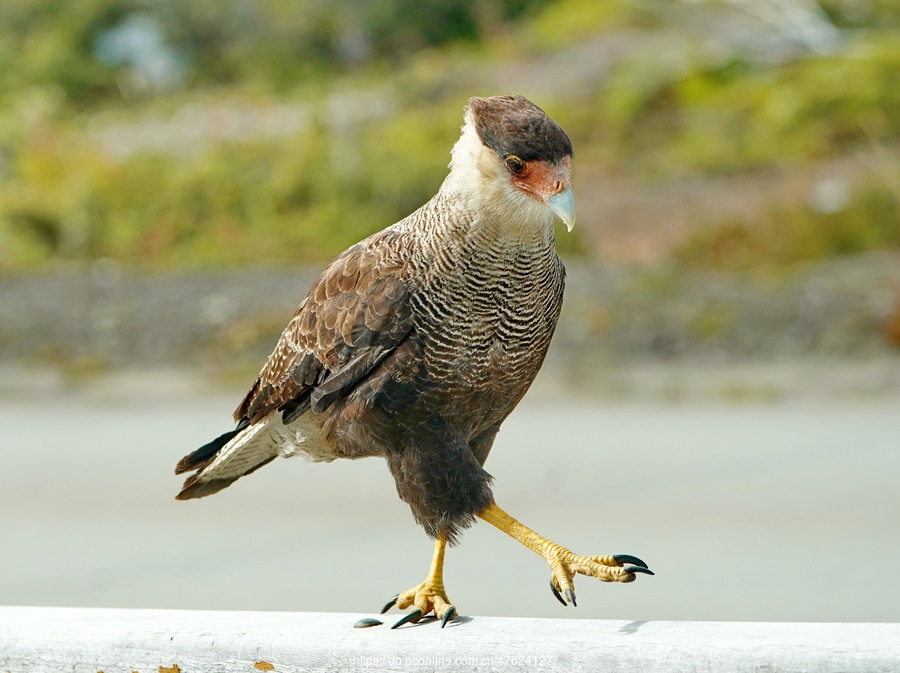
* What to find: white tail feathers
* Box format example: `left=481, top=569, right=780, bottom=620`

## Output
left=176, top=413, right=335, bottom=500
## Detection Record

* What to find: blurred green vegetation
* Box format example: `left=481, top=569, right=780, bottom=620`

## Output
left=1, top=104, right=463, bottom=267
left=0, top=0, right=897, bottom=271
left=591, top=37, right=900, bottom=173
left=676, top=183, right=900, bottom=273
left=0, top=0, right=550, bottom=102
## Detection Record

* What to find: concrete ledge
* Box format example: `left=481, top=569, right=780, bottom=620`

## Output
left=1, top=606, right=899, bottom=673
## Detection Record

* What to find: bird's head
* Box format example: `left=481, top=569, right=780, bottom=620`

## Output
left=449, top=94, right=575, bottom=232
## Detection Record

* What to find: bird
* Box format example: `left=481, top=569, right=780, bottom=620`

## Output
left=174, top=94, right=652, bottom=628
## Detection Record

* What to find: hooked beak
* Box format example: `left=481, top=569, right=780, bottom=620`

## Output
left=547, top=185, right=576, bottom=232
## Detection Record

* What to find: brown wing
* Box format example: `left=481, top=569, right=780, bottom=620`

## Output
left=235, top=230, right=413, bottom=426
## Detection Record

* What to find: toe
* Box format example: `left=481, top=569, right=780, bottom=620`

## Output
left=549, top=565, right=577, bottom=607
left=382, top=582, right=458, bottom=628
left=549, top=580, right=567, bottom=606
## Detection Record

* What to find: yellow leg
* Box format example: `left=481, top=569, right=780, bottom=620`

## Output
left=478, top=501, right=652, bottom=606
left=381, top=536, right=457, bottom=628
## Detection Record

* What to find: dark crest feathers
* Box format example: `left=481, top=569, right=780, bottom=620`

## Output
left=468, top=94, right=573, bottom=164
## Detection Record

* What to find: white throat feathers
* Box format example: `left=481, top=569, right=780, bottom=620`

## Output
left=442, top=113, right=556, bottom=246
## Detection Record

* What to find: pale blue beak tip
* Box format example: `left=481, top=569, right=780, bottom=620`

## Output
left=548, top=186, right=576, bottom=232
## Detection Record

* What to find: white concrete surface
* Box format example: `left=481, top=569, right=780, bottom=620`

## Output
left=2, top=606, right=899, bottom=673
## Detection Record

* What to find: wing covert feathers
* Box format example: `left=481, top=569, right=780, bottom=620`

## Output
left=235, top=231, right=413, bottom=426
left=176, top=229, right=414, bottom=499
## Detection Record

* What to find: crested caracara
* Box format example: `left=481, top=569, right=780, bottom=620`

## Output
left=175, top=94, right=652, bottom=628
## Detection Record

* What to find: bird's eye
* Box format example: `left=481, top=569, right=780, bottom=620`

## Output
left=505, top=155, right=526, bottom=175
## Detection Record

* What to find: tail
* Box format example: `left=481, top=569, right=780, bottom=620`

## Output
left=175, top=417, right=278, bottom=500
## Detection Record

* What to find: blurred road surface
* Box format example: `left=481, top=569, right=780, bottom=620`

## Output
left=2, top=374, right=898, bottom=623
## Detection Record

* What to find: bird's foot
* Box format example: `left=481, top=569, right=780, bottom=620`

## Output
left=381, top=537, right=457, bottom=628
left=381, top=581, right=457, bottom=629
left=546, top=550, right=654, bottom=606
left=477, top=502, right=653, bottom=607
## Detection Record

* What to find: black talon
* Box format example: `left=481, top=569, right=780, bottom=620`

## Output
left=380, top=595, right=399, bottom=614
left=624, top=565, right=655, bottom=576
left=613, top=554, right=649, bottom=569
left=440, top=607, right=457, bottom=628
left=549, top=581, right=567, bottom=606
left=353, top=618, right=383, bottom=628
left=391, top=609, right=424, bottom=629
left=564, top=587, right=577, bottom=607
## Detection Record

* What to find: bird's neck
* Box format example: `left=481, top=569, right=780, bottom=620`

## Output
left=440, top=184, right=557, bottom=253
left=412, top=187, right=557, bottom=291
left=434, top=117, right=558, bottom=251
left=434, top=178, right=556, bottom=255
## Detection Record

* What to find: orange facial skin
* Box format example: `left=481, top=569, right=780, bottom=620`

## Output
left=510, top=155, right=571, bottom=202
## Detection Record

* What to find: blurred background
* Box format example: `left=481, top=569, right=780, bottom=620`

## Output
left=1, top=0, right=898, bottom=624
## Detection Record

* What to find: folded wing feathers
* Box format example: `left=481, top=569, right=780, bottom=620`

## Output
left=177, top=228, right=415, bottom=499
left=309, top=346, right=390, bottom=414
